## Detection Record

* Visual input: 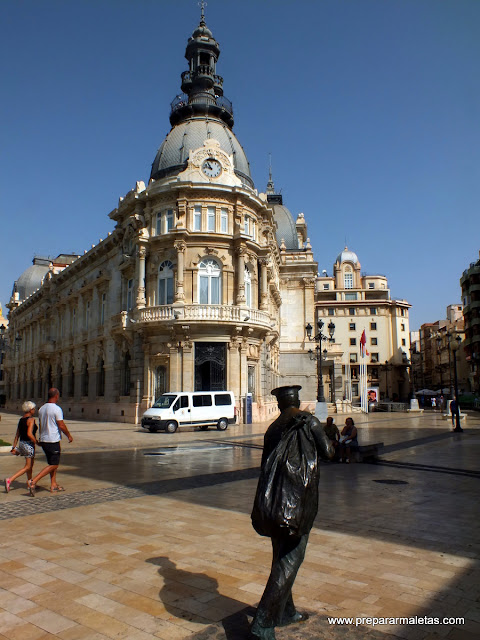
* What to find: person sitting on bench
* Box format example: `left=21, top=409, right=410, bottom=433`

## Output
left=339, top=417, right=358, bottom=463
left=324, top=417, right=340, bottom=460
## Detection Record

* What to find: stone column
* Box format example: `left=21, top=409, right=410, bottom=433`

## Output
left=259, top=259, right=269, bottom=310
left=236, top=248, right=246, bottom=305
left=182, top=340, right=194, bottom=391
left=136, top=244, right=147, bottom=308
left=174, top=241, right=186, bottom=302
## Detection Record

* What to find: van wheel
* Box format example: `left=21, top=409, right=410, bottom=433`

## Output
left=199, top=425, right=209, bottom=431
left=165, top=421, right=178, bottom=434
left=217, top=418, right=228, bottom=431
left=148, top=427, right=158, bottom=433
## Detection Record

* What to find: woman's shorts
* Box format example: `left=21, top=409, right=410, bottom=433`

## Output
left=40, top=442, right=61, bottom=466
left=18, top=441, right=35, bottom=459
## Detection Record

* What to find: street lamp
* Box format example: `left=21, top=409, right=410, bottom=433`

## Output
left=306, top=319, right=335, bottom=420
left=451, top=334, right=463, bottom=432
left=383, top=360, right=393, bottom=400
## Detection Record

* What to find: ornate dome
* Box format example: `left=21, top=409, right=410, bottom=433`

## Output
left=336, top=247, right=359, bottom=265
left=150, top=117, right=253, bottom=187
left=272, top=204, right=298, bottom=250
left=13, top=258, right=50, bottom=301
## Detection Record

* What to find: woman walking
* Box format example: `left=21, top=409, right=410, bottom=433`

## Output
left=4, top=401, right=37, bottom=492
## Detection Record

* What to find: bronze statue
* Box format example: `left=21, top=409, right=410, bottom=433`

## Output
left=251, top=385, right=333, bottom=640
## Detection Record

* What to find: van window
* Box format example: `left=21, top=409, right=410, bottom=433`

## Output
left=153, top=395, right=176, bottom=409
left=192, top=394, right=212, bottom=407
left=215, top=393, right=232, bottom=406
left=173, top=396, right=189, bottom=411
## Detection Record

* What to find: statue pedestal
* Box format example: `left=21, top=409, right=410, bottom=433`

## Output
left=314, top=401, right=328, bottom=422
left=407, top=398, right=424, bottom=413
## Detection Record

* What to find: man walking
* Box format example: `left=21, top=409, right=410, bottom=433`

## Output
left=250, top=385, right=333, bottom=640
left=28, top=388, right=73, bottom=495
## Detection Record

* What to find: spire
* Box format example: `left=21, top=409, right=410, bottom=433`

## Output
left=169, top=6, right=234, bottom=128
left=199, top=0, right=207, bottom=26
left=266, top=156, right=283, bottom=205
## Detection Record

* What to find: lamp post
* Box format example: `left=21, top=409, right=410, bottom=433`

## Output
left=306, top=319, right=335, bottom=420
left=383, top=360, right=393, bottom=400
left=451, top=334, right=463, bottom=432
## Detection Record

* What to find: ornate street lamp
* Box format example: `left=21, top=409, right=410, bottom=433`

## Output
left=451, top=334, right=463, bottom=432
left=306, top=319, right=335, bottom=420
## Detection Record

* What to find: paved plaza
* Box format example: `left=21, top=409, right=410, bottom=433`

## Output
left=0, top=409, right=479, bottom=640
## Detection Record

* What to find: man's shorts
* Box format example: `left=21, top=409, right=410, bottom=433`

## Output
left=40, top=442, right=61, bottom=466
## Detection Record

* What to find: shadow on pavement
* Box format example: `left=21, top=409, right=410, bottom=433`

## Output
left=146, top=556, right=255, bottom=640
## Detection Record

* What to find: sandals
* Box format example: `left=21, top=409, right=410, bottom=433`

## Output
left=51, top=486, right=65, bottom=492
left=27, top=479, right=36, bottom=496
left=4, top=478, right=11, bottom=493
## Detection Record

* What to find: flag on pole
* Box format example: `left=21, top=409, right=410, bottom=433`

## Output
left=360, top=330, right=368, bottom=413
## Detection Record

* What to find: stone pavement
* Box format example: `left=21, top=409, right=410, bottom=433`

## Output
left=0, top=410, right=479, bottom=640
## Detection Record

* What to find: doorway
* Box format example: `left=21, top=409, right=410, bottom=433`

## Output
left=195, top=343, right=226, bottom=391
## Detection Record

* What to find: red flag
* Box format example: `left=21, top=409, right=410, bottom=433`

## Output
left=360, top=329, right=367, bottom=357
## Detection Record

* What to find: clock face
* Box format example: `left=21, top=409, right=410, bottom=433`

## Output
left=202, top=158, right=222, bottom=178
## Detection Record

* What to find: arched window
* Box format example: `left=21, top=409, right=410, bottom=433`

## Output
left=158, top=261, right=174, bottom=305
left=344, top=271, right=353, bottom=289
left=245, top=266, right=252, bottom=308
left=198, top=258, right=221, bottom=304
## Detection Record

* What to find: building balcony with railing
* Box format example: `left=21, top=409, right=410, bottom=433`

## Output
left=137, top=304, right=272, bottom=329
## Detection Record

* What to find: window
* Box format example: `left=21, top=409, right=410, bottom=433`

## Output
left=158, top=261, right=174, bottom=305
left=344, top=272, right=353, bottom=289
left=368, top=282, right=375, bottom=289
left=71, top=308, right=76, bottom=336
left=402, top=338, right=406, bottom=346
left=156, top=209, right=175, bottom=234
left=85, top=301, right=90, bottom=330
left=370, top=308, right=377, bottom=315
left=192, top=394, right=213, bottom=407
left=350, top=353, right=358, bottom=363
left=349, top=308, right=356, bottom=316
left=220, top=208, right=228, bottom=233
left=207, top=206, right=215, bottom=232
left=345, top=292, right=357, bottom=301
left=401, top=309, right=406, bottom=316
left=122, top=352, right=131, bottom=396
left=401, top=323, right=406, bottom=331
left=323, top=284, right=329, bottom=290
left=371, top=367, right=379, bottom=379
left=97, top=359, right=105, bottom=397
left=328, top=308, right=335, bottom=316
left=370, top=322, right=377, bottom=330
left=352, top=383, right=359, bottom=396
left=244, top=216, right=256, bottom=239
left=215, top=393, right=233, bottom=406
left=198, top=258, right=221, bottom=304
left=371, top=337, right=378, bottom=345
left=194, top=206, right=202, bottom=231
left=350, top=338, right=356, bottom=346
left=349, top=323, right=356, bottom=331
left=371, top=352, right=379, bottom=363
left=126, top=279, right=134, bottom=311
left=244, top=266, right=252, bottom=307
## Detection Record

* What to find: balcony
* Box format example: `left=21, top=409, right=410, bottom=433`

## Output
left=138, top=305, right=272, bottom=328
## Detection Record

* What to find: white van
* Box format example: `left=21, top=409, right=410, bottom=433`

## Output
left=141, top=391, right=236, bottom=433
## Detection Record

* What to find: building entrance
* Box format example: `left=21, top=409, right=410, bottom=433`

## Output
left=195, top=343, right=226, bottom=391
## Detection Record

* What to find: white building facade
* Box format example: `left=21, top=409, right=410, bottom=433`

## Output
left=316, top=248, right=411, bottom=405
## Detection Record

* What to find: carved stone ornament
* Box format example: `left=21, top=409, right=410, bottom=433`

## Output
left=190, top=139, right=232, bottom=171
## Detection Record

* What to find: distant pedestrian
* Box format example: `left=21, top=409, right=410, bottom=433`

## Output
left=450, top=399, right=457, bottom=428
left=4, top=401, right=37, bottom=492
left=323, top=416, right=340, bottom=459
left=28, top=388, right=73, bottom=496
left=431, top=397, right=436, bottom=410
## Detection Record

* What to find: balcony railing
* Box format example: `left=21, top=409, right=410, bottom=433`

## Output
left=139, top=305, right=271, bottom=327
left=170, top=93, right=233, bottom=118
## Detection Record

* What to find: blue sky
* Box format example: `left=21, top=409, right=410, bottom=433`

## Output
left=1, top=0, right=479, bottom=330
